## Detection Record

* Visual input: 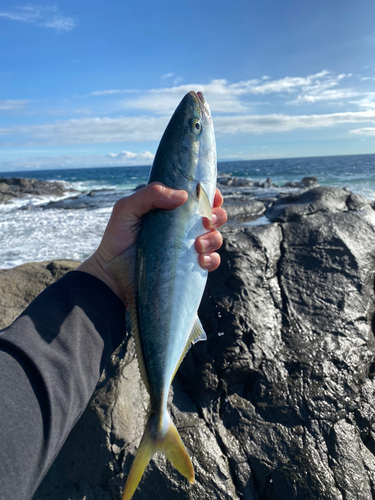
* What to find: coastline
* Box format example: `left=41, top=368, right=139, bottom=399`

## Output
left=2, top=180, right=375, bottom=498
left=1, top=155, right=375, bottom=269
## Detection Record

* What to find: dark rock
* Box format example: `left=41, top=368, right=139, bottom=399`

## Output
left=283, top=176, right=319, bottom=189
left=4, top=186, right=375, bottom=499
left=218, top=176, right=254, bottom=188
left=42, top=190, right=118, bottom=210
left=0, top=260, right=80, bottom=329
left=259, top=177, right=273, bottom=188
left=265, top=185, right=369, bottom=222
left=0, top=177, right=70, bottom=204
left=223, top=196, right=267, bottom=225
left=43, top=195, right=94, bottom=210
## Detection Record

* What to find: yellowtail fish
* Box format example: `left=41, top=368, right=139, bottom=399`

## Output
left=106, top=91, right=217, bottom=500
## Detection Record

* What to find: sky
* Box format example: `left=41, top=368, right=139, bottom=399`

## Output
left=0, top=0, right=375, bottom=172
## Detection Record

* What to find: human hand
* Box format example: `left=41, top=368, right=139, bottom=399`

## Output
left=78, top=182, right=226, bottom=300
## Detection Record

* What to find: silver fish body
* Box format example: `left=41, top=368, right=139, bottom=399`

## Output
left=107, top=91, right=217, bottom=500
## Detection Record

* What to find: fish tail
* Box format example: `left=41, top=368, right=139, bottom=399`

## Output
left=121, top=411, right=194, bottom=500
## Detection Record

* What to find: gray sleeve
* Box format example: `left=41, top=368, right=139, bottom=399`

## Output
left=0, top=271, right=127, bottom=500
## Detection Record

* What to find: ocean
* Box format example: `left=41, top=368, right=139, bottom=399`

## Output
left=1, top=153, right=375, bottom=269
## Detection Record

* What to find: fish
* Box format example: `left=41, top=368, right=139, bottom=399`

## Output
left=105, top=91, right=217, bottom=500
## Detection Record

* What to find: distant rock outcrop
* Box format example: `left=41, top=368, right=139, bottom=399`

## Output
left=0, top=177, right=69, bottom=204
left=2, top=185, right=375, bottom=499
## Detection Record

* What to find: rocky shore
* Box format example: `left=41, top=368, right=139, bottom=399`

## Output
left=0, top=177, right=71, bottom=204
left=2, top=182, right=375, bottom=499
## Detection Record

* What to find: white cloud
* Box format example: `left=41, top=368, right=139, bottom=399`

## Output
left=350, top=127, right=375, bottom=136
left=0, top=116, right=168, bottom=146
left=0, top=5, right=76, bottom=33
left=1, top=109, right=375, bottom=147
left=352, top=93, right=375, bottom=109
left=2, top=71, right=375, bottom=151
left=0, top=150, right=154, bottom=171
left=160, top=73, right=183, bottom=85
left=108, top=150, right=154, bottom=162
left=73, top=108, right=92, bottom=115
left=89, top=89, right=139, bottom=96
left=290, top=88, right=358, bottom=104
left=214, top=110, right=375, bottom=135
left=117, top=71, right=352, bottom=114
left=232, top=70, right=334, bottom=95
left=120, top=79, right=251, bottom=114
left=0, top=99, right=29, bottom=111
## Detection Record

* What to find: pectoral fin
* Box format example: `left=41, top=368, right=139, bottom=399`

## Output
left=197, top=183, right=212, bottom=220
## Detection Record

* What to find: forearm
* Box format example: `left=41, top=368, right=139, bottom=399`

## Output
left=0, top=271, right=126, bottom=499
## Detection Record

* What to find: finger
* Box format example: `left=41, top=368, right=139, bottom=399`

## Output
left=203, top=206, right=227, bottom=230
left=213, top=188, right=224, bottom=208
left=198, top=252, right=221, bottom=272
left=195, top=230, right=223, bottom=254
left=114, top=182, right=188, bottom=221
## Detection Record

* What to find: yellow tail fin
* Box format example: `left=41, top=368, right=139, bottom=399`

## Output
left=121, top=412, right=194, bottom=500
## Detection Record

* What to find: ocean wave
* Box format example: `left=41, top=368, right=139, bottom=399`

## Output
left=1, top=156, right=374, bottom=268
left=0, top=206, right=112, bottom=269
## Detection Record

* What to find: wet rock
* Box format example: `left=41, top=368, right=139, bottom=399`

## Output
left=265, top=185, right=369, bottom=222
left=4, top=185, right=375, bottom=499
left=259, top=177, right=273, bottom=188
left=283, top=176, right=319, bottom=189
left=0, top=177, right=69, bottom=204
left=218, top=176, right=254, bottom=188
left=42, top=189, right=118, bottom=210
left=223, top=196, right=267, bottom=225
left=43, top=195, right=97, bottom=210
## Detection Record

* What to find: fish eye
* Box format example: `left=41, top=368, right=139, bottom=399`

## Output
left=190, top=119, right=202, bottom=135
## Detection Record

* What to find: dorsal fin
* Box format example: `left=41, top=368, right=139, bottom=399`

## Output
left=104, top=246, right=150, bottom=393
left=197, top=183, right=212, bottom=220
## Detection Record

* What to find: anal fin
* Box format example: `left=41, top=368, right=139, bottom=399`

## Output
left=172, top=316, right=207, bottom=381
left=189, top=316, right=207, bottom=344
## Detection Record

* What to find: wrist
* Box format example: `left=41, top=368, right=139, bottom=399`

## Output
left=77, top=254, right=125, bottom=303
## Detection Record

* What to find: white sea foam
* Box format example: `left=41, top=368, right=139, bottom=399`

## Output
left=0, top=178, right=136, bottom=269
left=0, top=206, right=112, bottom=269
left=0, top=190, right=78, bottom=214
left=242, top=216, right=270, bottom=227
left=1, top=156, right=374, bottom=269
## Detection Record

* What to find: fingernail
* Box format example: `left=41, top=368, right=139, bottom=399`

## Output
left=200, top=237, right=210, bottom=252
left=202, top=255, right=212, bottom=268
left=211, top=214, right=218, bottom=227
left=170, top=190, right=187, bottom=201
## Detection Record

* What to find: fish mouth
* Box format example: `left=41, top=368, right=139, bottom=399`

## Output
left=189, top=91, right=211, bottom=122
left=196, top=91, right=205, bottom=105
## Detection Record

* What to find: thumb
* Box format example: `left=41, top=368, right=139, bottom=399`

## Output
left=116, top=182, right=188, bottom=221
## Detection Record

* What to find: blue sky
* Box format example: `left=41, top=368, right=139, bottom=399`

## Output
left=0, top=0, right=375, bottom=171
